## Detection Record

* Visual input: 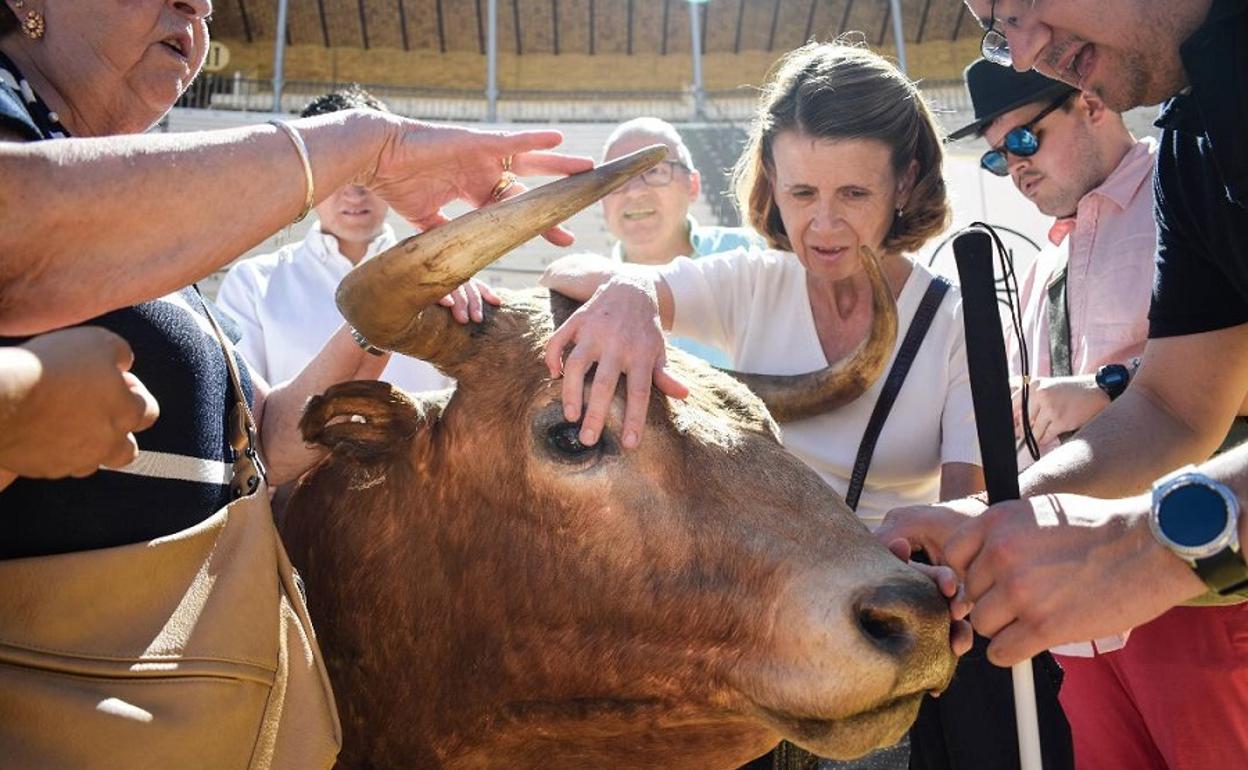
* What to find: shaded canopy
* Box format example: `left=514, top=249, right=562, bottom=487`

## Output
left=210, top=0, right=976, bottom=54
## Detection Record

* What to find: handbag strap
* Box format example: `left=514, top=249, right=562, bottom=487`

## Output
left=844, top=275, right=951, bottom=512
left=192, top=286, right=268, bottom=498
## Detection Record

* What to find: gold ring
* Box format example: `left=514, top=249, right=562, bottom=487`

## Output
left=490, top=171, right=517, bottom=201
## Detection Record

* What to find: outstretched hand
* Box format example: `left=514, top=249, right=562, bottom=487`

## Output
left=368, top=119, right=594, bottom=246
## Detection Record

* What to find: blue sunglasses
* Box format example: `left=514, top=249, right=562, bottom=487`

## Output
left=980, top=94, right=1071, bottom=177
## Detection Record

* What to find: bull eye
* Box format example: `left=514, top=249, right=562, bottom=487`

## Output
left=547, top=422, right=594, bottom=456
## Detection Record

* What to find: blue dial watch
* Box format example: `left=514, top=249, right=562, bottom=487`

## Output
left=1150, top=466, right=1248, bottom=596
left=1095, top=363, right=1130, bottom=401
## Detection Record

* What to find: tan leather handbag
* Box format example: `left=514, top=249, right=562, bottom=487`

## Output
left=0, top=293, right=340, bottom=770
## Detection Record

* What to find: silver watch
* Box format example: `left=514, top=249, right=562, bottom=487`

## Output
left=1149, top=465, right=1248, bottom=595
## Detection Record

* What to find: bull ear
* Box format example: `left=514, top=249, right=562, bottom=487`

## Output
left=301, top=380, right=443, bottom=461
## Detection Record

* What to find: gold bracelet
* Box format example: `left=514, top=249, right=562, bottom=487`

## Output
left=268, top=119, right=315, bottom=223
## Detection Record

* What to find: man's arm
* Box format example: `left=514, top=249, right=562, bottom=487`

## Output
left=1020, top=323, right=1248, bottom=498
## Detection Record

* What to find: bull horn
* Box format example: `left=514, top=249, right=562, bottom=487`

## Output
left=726, top=246, right=898, bottom=422
left=337, top=145, right=667, bottom=358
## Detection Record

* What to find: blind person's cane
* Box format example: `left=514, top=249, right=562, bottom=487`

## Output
left=953, top=226, right=1043, bottom=770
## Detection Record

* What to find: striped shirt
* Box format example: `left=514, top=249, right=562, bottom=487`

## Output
left=0, top=53, right=255, bottom=558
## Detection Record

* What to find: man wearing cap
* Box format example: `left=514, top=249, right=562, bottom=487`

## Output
left=946, top=60, right=1248, bottom=770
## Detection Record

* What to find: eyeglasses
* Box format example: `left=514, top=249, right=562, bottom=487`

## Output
left=979, top=93, right=1069, bottom=176
left=609, top=160, right=689, bottom=193
left=981, top=0, right=1013, bottom=67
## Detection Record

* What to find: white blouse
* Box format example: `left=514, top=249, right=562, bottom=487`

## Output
left=659, top=248, right=981, bottom=528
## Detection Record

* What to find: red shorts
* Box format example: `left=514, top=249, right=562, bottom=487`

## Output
left=1055, top=603, right=1248, bottom=770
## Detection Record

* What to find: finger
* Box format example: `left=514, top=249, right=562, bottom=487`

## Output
left=69, top=461, right=102, bottom=479
left=652, top=366, right=690, bottom=400
left=984, top=621, right=1043, bottom=667
left=414, top=210, right=453, bottom=233
left=477, top=280, right=503, bottom=306
left=449, top=285, right=469, bottom=321
left=464, top=281, right=484, bottom=323
left=928, top=564, right=960, bottom=599
left=580, top=358, right=622, bottom=447
left=544, top=328, right=571, bottom=379
left=509, top=147, right=596, bottom=177
left=105, top=330, right=136, bottom=371
left=542, top=223, right=577, bottom=248
left=490, top=129, right=568, bottom=155
left=560, top=347, right=594, bottom=423
left=950, top=619, right=974, bottom=658
left=122, top=373, right=161, bottom=431
left=1033, top=416, right=1053, bottom=446
left=620, top=360, right=653, bottom=450
left=943, top=517, right=987, bottom=578
left=100, top=433, right=141, bottom=470
left=887, top=537, right=912, bottom=562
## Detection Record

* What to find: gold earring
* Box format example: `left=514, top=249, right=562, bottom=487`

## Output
left=20, top=8, right=44, bottom=38
left=21, top=9, right=44, bottom=39
left=16, top=0, right=43, bottom=40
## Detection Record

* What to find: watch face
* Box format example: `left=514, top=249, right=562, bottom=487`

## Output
left=1159, top=484, right=1231, bottom=548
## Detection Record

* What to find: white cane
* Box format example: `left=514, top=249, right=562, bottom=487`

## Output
left=953, top=226, right=1044, bottom=770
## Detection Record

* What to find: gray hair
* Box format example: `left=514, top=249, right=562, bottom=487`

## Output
left=602, top=117, right=695, bottom=170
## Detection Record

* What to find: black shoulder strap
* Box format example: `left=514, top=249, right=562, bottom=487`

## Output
left=845, top=276, right=952, bottom=511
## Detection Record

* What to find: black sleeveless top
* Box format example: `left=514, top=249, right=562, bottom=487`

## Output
left=0, top=51, right=255, bottom=558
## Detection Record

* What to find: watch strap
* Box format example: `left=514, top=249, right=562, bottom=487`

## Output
left=1195, top=545, right=1248, bottom=596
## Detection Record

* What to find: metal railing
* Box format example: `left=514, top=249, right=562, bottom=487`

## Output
left=178, top=75, right=851, bottom=124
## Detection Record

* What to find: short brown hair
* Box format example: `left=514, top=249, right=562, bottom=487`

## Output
left=733, top=42, right=950, bottom=256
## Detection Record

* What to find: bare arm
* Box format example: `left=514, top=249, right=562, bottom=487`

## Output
left=252, top=325, right=390, bottom=486
left=0, top=112, right=591, bottom=335
left=940, top=462, right=985, bottom=501
left=1020, top=324, right=1248, bottom=498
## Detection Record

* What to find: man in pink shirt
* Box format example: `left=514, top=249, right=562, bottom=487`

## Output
left=946, top=59, right=1248, bottom=770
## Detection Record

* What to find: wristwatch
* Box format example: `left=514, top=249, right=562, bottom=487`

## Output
left=1149, top=465, right=1248, bottom=596
left=1095, top=363, right=1130, bottom=400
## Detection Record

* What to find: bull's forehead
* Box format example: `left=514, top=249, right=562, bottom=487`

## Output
left=464, top=289, right=781, bottom=442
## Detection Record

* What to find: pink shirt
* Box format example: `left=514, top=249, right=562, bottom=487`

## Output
left=1010, top=138, right=1157, bottom=465
left=1008, top=138, right=1158, bottom=656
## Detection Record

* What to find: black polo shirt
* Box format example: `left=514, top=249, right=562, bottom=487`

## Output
left=1148, top=0, right=1248, bottom=338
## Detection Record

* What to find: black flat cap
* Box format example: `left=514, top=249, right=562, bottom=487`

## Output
left=947, top=58, right=1077, bottom=141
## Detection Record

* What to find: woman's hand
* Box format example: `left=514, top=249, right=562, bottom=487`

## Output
left=544, top=275, right=689, bottom=450
left=365, top=116, right=595, bottom=245
left=0, top=327, right=159, bottom=481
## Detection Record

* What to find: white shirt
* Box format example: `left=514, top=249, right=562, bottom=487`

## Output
left=216, top=222, right=453, bottom=392
left=660, top=248, right=981, bottom=528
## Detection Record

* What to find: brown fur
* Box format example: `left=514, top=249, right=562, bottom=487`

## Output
left=283, top=289, right=955, bottom=770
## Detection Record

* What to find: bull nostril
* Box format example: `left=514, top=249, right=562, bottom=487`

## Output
left=852, top=578, right=946, bottom=658
left=855, top=603, right=915, bottom=657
